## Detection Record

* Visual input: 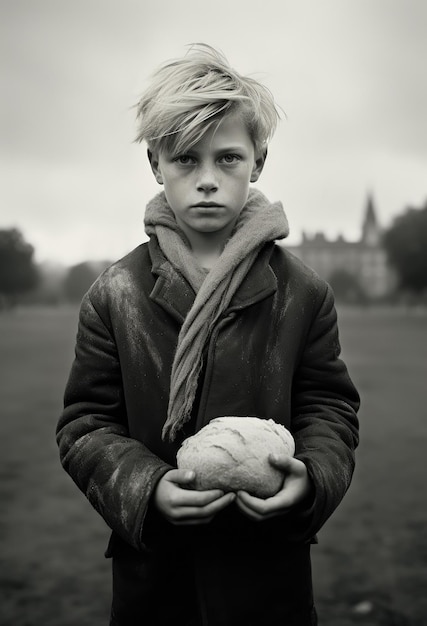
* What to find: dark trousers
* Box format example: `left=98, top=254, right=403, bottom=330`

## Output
left=108, top=529, right=317, bottom=626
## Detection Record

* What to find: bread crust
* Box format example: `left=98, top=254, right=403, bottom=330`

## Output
left=176, top=417, right=295, bottom=498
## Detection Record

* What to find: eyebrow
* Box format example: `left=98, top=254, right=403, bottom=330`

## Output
left=183, top=144, right=248, bottom=155
left=218, top=146, right=247, bottom=152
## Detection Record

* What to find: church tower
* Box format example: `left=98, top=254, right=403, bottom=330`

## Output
left=361, top=193, right=381, bottom=246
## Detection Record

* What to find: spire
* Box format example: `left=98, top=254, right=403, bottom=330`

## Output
left=361, top=193, right=380, bottom=246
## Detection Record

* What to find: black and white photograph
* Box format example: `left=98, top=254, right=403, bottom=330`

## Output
left=1, top=1, right=426, bottom=624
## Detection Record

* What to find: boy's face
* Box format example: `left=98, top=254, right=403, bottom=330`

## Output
left=149, top=113, right=265, bottom=248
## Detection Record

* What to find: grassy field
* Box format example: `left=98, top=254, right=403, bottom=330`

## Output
left=0, top=305, right=426, bottom=625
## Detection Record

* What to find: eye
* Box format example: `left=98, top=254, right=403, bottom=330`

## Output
left=219, top=154, right=241, bottom=164
left=174, top=154, right=195, bottom=165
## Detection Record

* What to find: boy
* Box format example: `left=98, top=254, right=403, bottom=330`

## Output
left=57, top=45, right=359, bottom=625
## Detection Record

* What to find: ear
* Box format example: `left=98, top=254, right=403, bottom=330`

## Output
left=250, top=149, right=267, bottom=183
left=147, top=149, right=163, bottom=185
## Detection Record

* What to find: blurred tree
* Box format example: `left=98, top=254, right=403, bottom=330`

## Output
left=328, top=269, right=366, bottom=303
left=21, top=262, right=68, bottom=306
left=0, top=228, right=39, bottom=307
left=383, top=203, right=427, bottom=292
left=63, top=262, right=100, bottom=302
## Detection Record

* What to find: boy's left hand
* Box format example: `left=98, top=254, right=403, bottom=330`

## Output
left=236, top=454, right=313, bottom=522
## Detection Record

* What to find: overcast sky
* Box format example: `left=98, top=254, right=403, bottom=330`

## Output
left=1, top=0, right=426, bottom=265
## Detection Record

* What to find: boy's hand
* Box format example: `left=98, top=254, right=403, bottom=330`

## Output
left=154, top=469, right=235, bottom=525
left=235, top=455, right=313, bottom=522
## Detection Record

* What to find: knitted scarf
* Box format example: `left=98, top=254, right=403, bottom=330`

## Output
left=144, top=188, right=289, bottom=441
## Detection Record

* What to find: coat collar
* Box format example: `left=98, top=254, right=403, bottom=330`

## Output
left=148, top=238, right=277, bottom=324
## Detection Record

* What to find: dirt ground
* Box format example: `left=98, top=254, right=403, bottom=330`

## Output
left=1, top=305, right=426, bottom=625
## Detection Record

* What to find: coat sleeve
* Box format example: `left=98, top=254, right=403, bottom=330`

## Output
left=56, top=292, right=172, bottom=552
left=289, top=282, right=360, bottom=541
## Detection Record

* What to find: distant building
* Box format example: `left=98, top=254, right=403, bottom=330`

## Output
left=283, top=195, right=396, bottom=300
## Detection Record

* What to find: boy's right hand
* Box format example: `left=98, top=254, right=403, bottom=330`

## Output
left=154, top=469, right=235, bottom=525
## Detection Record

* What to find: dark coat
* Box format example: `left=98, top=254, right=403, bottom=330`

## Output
left=57, top=237, right=359, bottom=626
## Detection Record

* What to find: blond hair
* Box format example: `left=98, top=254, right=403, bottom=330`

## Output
left=134, top=44, right=280, bottom=155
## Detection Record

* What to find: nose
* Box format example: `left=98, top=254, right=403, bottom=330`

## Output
left=196, top=163, right=218, bottom=192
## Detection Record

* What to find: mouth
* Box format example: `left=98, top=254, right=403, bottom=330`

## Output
left=191, top=202, right=223, bottom=208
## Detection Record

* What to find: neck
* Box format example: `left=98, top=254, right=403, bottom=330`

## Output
left=177, top=220, right=237, bottom=259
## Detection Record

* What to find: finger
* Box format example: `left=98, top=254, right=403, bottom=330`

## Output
left=237, top=491, right=273, bottom=515
left=237, top=490, right=294, bottom=516
left=268, top=454, right=295, bottom=472
left=165, top=469, right=196, bottom=486
left=235, top=495, right=264, bottom=522
left=176, top=487, right=226, bottom=508
left=171, top=492, right=236, bottom=523
left=166, top=471, right=227, bottom=502
left=188, top=492, right=235, bottom=518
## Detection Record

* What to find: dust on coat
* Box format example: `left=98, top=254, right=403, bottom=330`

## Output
left=57, top=237, right=360, bottom=625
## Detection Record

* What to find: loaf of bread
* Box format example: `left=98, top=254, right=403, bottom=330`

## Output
left=176, top=416, right=295, bottom=498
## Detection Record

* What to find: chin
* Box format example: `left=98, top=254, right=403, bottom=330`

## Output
left=197, top=226, right=225, bottom=233
left=192, top=221, right=229, bottom=233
